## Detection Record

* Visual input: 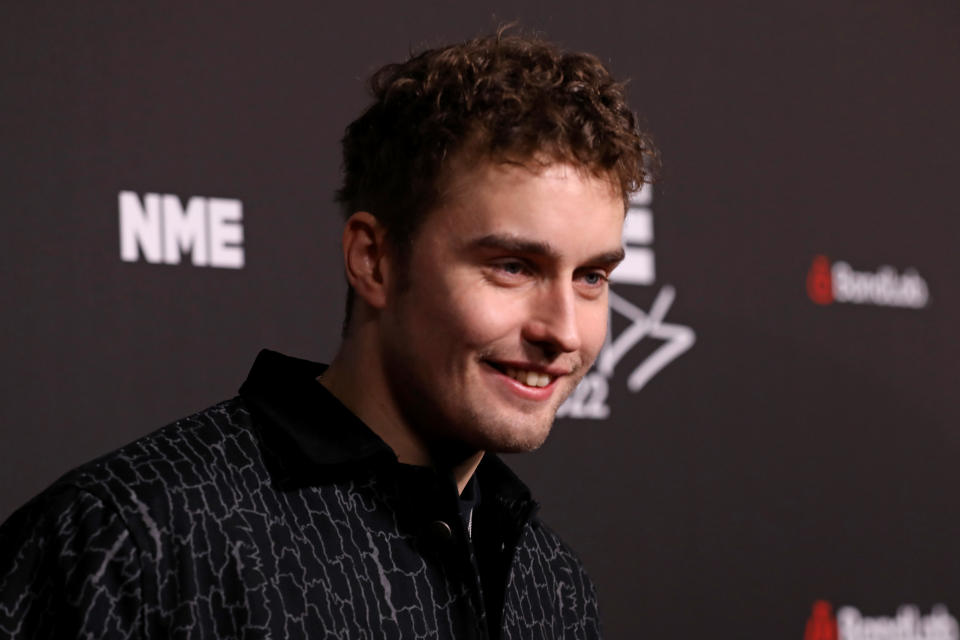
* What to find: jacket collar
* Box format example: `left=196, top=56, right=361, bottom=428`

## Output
left=239, top=349, right=397, bottom=486
left=238, top=349, right=535, bottom=509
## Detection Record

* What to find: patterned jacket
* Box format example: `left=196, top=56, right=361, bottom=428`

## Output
left=0, top=350, right=602, bottom=639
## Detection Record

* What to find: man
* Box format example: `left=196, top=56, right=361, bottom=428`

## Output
left=0, top=32, right=656, bottom=639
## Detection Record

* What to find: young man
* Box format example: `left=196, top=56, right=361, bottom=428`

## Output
left=0, top=32, right=656, bottom=639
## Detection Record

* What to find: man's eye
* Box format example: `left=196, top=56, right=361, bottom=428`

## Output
left=497, top=261, right=527, bottom=275
left=582, top=271, right=608, bottom=286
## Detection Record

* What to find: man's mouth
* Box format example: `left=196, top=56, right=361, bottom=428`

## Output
left=503, top=367, right=554, bottom=388
left=485, top=361, right=562, bottom=388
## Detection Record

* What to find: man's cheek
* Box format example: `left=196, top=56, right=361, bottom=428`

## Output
left=581, top=308, right=609, bottom=356
left=464, top=300, right=522, bottom=340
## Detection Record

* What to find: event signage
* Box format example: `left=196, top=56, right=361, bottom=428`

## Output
left=119, top=191, right=245, bottom=269
left=805, top=600, right=958, bottom=640
left=807, top=255, right=929, bottom=309
left=558, top=185, right=696, bottom=419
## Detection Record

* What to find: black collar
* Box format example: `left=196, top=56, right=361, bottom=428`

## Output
left=238, top=349, right=535, bottom=513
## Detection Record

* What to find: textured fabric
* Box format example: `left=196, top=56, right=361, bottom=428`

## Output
left=0, top=350, right=601, bottom=639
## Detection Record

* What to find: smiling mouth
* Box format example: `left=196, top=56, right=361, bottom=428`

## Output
left=485, top=361, right=558, bottom=388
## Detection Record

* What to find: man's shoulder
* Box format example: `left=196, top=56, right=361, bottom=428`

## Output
left=62, top=396, right=257, bottom=493
left=14, top=397, right=263, bottom=537
left=0, top=396, right=268, bottom=636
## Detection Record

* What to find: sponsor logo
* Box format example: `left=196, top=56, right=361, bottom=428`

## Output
left=807, top=255, right=929, bottom=309
left=558, top=185, right=696, bottom=419
left=119, top=191, right=245, bottom=269
left=805, top=600, right=958, bottom=640
left=805, top=600, right=839, bottom=640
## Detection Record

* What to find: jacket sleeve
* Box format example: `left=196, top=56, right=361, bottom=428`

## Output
left=0, top=486, right=145, bottom=639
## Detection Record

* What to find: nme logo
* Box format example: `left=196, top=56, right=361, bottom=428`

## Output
left=558, top=184, right=696, bottom=420
left=119, top=191, right=245, bottom=268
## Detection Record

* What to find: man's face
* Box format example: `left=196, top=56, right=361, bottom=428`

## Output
left=378, top=160, right=625, bottom=455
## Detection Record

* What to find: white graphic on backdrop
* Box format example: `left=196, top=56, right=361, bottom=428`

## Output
left=119, top=191, right=245, bottom=268
left=805, top=600, right=959, bottom=640
left=558, top=185, right=696, bottom=420
left=838, top=605, right=958, bottom=640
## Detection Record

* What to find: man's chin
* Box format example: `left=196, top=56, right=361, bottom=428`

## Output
left=487, top=437, right=549, bottom=455
left=475, top=419, right=555, bottom=455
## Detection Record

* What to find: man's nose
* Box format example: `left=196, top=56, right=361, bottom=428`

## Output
left=522, top=282, right=582, bottom=355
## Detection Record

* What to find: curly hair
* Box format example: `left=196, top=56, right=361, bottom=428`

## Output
left=336, top=30, right=659, bottom=250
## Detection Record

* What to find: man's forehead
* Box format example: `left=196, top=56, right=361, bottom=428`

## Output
left=401, top=154, right=628, bottom=266
left=436, top=152, right=625, bottom=206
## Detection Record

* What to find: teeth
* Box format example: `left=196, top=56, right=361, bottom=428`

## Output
left=504, top=367, right=552, bottom=388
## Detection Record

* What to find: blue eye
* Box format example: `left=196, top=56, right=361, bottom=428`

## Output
left=499, top=261, right=526, bottom=275
left=582, top=272, right=607, bottom=286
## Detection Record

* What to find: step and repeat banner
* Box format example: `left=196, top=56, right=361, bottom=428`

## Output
left=3, top=2, right=958, bottom=638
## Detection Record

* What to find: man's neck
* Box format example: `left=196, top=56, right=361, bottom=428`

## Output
left=320, top=337, right=483, bottom=495
left=450, top=452, right=484, bottom=495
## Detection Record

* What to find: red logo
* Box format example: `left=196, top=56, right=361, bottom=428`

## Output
left=807, top=255, right=834, bottom=305
left=805, top=600, right=839, bottom=640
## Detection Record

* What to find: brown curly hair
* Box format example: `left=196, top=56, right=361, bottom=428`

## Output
left=336, top=30, right=659, bottom=250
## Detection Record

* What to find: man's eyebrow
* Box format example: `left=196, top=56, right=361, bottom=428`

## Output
left=468, top=234, right=558, bottom=258
left=588, top=246, right=626, bottom=267
left=466, top=233, right=626, bottom=266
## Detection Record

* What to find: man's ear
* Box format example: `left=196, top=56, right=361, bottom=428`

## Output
left=342, top=211, right=392, bottom=309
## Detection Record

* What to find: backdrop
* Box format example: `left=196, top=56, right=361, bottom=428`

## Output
left=3, top=2, right=959, bottom=638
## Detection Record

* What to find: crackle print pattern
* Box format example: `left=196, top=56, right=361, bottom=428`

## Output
left=0, top=399, right=601, bottom=639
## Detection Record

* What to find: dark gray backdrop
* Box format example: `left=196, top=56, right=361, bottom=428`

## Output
left=3, top=2, right=959, bottom=637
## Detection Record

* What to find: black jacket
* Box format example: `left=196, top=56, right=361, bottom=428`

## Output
left=0, top=350, right=601, bottom=639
